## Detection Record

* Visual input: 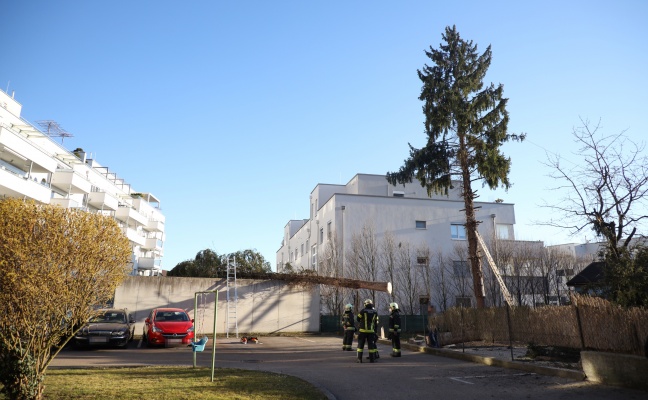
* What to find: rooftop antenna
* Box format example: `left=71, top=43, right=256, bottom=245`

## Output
left=36, top=120, right=74, bottom=144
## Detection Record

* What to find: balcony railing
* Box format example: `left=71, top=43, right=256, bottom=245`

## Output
left=50, top=198, right=87, bottom=210
left=51, top=169, right=91, bottom=194
left=137, top=257, right=162, bottom=269
left=146, top=219, right=165, bottom=232
left=87, top=190, right=119, bottom=211
left=143, top=237, right=164, bottom=251
left=0, top=167, right=51, bottom=204
left=115, top=205, right=148, bottom=226
left=122, top=227, right=146, bottom=246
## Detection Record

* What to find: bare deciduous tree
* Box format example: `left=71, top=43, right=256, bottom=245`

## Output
left=347, top=223, right=380, bottom=307
left=448, top=243, right=473, bottom=307
left=395, top=241, right=421, bottom=314
left=430, top=248, right=451, bottom=312
left=543, top=119, right=648, bottom=257
left=319, top=233, right=346, bottom=315
left=379, top=232, right=398, bottom=303
left=415, top=243, right=432, bottom=305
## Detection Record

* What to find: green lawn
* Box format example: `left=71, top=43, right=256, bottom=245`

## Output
left=4, top=367, right=328, bottom=400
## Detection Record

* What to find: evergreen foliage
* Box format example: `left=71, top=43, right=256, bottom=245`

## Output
left=387, top=26, right=524, bottom=308
left=168, top=248, right=271, bottom=278
left=602, top=246, right=648, bottom=308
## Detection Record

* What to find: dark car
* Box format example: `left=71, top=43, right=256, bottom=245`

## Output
left=143, top=308, right=195, bottom=347
left=74, top=308, right=135, bottom=348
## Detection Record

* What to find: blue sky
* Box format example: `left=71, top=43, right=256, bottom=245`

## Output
left=1, top=1, right=647, bottom=271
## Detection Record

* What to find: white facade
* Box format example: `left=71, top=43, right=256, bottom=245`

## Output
left=277, top=173, right=517, bottom=273
left=0, top=89, right=164, bottom=276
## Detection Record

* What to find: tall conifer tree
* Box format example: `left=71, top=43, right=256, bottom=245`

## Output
left=387, top=26, right=524, bottom=308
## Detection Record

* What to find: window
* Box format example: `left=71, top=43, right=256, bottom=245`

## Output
left=319, top=228, right=324, bottom=244
left=301, top=243, right=304, bottom=255
left=496, top=224, right=510, bottom=240
left=556, top=268, right=574, bottom=277
left=415, top=220, right=427, bottom=229
left=452, top=260, right=470, bottom=276
left=417, top=257, right=428, bottom=265
left=393, top=191, right=405, bottom=197
left=327, top=221, right=332, bottom=239
left=311, top=245, right=317, bottom=269
left=455, top=296, right=472, bottom=308
left=451, top=224, right=466, bottom=239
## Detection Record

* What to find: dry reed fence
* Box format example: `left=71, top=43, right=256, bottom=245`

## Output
left=430, top=294, right=648, bottom=357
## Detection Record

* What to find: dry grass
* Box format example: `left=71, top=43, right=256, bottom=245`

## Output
left=35, top=367, right=328, bottom=400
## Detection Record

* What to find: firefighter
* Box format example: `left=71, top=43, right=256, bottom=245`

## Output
left=367, top=311, right=380, bottom=360
left=388, top=302, right=402, bottom=357
left=356, top=298, right=378, bottom=363
left=341, top=303, right=355, bottom=351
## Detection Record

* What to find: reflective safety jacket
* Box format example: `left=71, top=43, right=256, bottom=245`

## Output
left=341, top=311, right=355, bottom=331
left=389, top=309, right=401, bottom=333
left=356, top=306, right=377, bottom=333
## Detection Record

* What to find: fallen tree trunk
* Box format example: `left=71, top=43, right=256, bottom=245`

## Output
left=272, top=273, right=392, bottom=293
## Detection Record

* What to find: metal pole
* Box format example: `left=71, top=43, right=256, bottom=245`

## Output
left=193, top=293, right=198, bottom=368
left=506, top=304, right=514, bottom=361
left=211, top=291, right=219, bottom=382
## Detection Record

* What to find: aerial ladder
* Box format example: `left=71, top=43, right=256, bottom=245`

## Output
left=225, top=256, right=239, bottom=338
left=475, top=231, right=514, bottom=307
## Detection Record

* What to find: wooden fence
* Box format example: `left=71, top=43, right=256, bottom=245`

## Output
left=429, top=294, right=648, bottom=357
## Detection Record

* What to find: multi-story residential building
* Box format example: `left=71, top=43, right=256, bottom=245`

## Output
left=277, top=173, right=519, bottom=309
left=0, top=88, right=164, bottom=276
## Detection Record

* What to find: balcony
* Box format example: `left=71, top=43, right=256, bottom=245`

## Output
left=137, top=256, right=162, bottom=270
left=122, top=227, right=146, bottom=246
left=50, top=198, right=86, bottom=210
left=143, top=237, right=164, bottom=251
left=0, top=167, right=51, bottom=203
left=115, top=205, right=148, bottom=226
left=0, top=127, right=58, bottom=173
left=146, top=219, right=165, bottom=232
left=51, top=169, right=91, bottom=194
left=87, top=191, right=119, bottom=211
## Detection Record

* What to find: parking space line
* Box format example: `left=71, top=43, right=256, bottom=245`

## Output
left=294, top=337, right=316, bottom=343
left=449, top=372, right=536, bottom=384
left=449, top=377, right=474, bottom=384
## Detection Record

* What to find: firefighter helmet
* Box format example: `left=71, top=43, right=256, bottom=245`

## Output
left=344, top=304, right=352, bottom=311
left=389, top=302, right=399, bottom=310
left=364, top=299, right=373, bottom=306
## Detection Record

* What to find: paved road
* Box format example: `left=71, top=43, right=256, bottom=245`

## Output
left=51, top=336, right=646, bottom=400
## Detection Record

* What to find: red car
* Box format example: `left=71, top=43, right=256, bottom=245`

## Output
left=143, top=308, right=194, bottom=347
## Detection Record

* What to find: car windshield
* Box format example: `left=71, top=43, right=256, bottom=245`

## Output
left=90, top=312, right=126, bottom=323
left=155, top=311, right=189, bottom=322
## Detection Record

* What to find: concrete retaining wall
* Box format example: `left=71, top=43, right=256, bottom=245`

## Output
left=113, top=276, right=320, bottom=336
left=581, top=351, right=648, bottom=391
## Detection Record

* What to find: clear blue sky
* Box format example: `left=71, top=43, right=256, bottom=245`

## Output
left=2, top=1, right=647, bottom=271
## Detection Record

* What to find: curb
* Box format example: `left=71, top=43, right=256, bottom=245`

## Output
left=381, top=340, right=586, bottom=382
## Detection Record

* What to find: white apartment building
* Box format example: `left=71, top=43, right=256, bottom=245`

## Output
left=0, top=88, right=164, bottom=276
left=277, top=173, right=517, bottom=273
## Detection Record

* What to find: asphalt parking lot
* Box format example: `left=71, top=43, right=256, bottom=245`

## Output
left=51, top=335, right=646, bottom=400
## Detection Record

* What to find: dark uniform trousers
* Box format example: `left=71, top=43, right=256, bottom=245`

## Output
left=342, top=311, right=355, bottom=351
left=356, top=307, right=378, bottom=362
